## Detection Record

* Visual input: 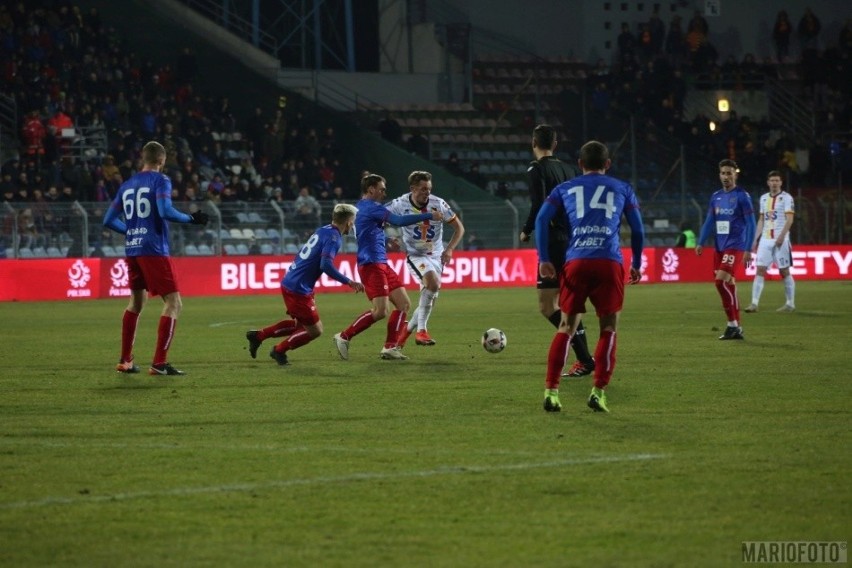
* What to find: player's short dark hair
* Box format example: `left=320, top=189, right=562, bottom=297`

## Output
left=141, top=141, right=166, bottom=166
left=533, top=124, right=557, bottom=150
left=579, top=140, right=609, bottom=170
left=408, top=170, right=432, bottom=186
left=718, top=159, right=738, bottom=170
left=361, top=173, right=385, bottom=194
left=767, top=170, right=783, bottom=180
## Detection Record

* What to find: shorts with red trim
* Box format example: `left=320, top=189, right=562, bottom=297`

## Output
left=128, top=255, right=179, bottom=297
left=559, top=258, right=625, bottom=317
left=358, top=262, right=403, bottom=300
left=713, top=249, right=743, bottom=276
left=281, top=287, right=320, bottom=326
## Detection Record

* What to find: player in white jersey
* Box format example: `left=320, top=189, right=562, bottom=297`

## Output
left=745, top=170, right=796, bottom=313
left=385, top=171, right=465, bottom=346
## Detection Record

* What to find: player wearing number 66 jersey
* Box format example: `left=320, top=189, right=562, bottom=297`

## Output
left=103, top=141, right=209, bottom=376
left=535, top=140, right=644, bottom=414
left=245, top=204, right=365, bottom=365
left=695, top=159, right=756, bottom=340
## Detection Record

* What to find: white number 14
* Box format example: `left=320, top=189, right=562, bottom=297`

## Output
left=567, top=185, right=615, bottom=219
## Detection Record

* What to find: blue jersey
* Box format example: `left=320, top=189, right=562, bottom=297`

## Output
left=354, top=198, right=391, bottom=266
left=103, top=170, right=191, bottom=256
left=699, top=186, right=754, bottom=252
left=544, top=173, right=642, bottom=264
left=282, top=224, right=348, bottom=294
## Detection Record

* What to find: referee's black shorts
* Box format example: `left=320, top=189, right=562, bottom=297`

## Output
left=537, top=239, right=567, bottom=290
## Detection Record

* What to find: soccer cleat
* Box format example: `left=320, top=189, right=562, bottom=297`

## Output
left=149, top=363, right=186, bottom=376
left=562, top=359, right=595, bottom=377
left=115, top=360, right=140, bottom=374
left=776, top=304, right=795, bottom=313
left=333, top=333, right=350, bottom=360
left=744, top=304, right=758, bottom=313
left=397, top=324, right=413, bottom=348
left=587, top=387, right=609, bottom=413
left=543, top=389, right=561, bottom=412
left=718, top=326, right=744, bottom=340
left=414, top=330, right=436, bottom=346
left=269, top=347, right=289, bottom=366
left=379, top=346, right=409, bottom=360
left=246, top=330, right=262, bottom=359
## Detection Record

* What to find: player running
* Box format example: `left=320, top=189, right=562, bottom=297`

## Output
left=386, top=171, right=464, bottom=348
left=245, top=204, right=364, bottom=365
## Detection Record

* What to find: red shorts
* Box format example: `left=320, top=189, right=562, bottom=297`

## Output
left=281, top=287, right=319, bottom=326
left=713, top=249, right=743, bottom=276
left=358, top=263, right=403, bottom=300
left=127, top=256, right=179, bottom=297
left=559, top=258, right=625, bottom=317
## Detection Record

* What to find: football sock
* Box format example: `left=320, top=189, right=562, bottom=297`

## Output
left=384, top=309, right=405, bottom=348
left=723, top=280, right=740, bottom=322
left=341, top=310, right=374, bottom=341
left=276, top=328, right=311, bottom=353
left=751, top=275, right=764, bottom=305
left=545, top=332, right=571, bottom=390
left=259, top=319, right=299, bottom=341
left=417, top=289, right=438, bottom=330
left=406, top=310, right=418, bottom=332
left=152, top=316, right=176, bottom=366
left=572, top=321, right=593, bottom=365
left=120, top=309, right=140, bottom=362
left=547, top=310, right=561, bottom=328
left=783, top=275, right=795, bottom=306
left=593, top=330, right=617, bottom=389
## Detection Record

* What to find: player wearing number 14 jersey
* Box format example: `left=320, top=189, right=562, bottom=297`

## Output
left=695, top=159, right=756, bottom=340
left=103, top=141, right=209, bottom=376
left=245, top=204, right=364, bottom=365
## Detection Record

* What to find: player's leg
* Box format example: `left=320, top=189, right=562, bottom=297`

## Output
left=414, top=270, right=440, bottom=345
left=585, top=260, right=626, bottom=413
left=540, top=269, right=593, bottom=374
left=335, top=264, right=386, bottom=359
left=380, top=286, right=409, bottom=359
left=116, top=288, right=146, bottom=373
left=143, top=257, right=187, bottom=375
left=270, top=294, right=320, bottom=365
left=747, top=266, right=767, bottom=312
left=776, top=241, right=795, bottom=311
left=713, top=251, right=744, bottom=339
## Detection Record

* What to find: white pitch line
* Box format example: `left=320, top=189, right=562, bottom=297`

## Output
left=0, top=453, right=667, bottom=511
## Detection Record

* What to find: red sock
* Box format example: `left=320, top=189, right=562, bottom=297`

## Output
left=593, top=330, right=617, bottom=389
left=723, top=280, right=740, bottom=322
left=120, top=310, right=139, bottom=363
left=384, top=310, right=405, bottom=348
left=341, top=310, right=375, bottom=340
left=152, top=316, right=176, bottom=366
left=715, top=279, right=737, bottom=322
left=276, top=329, right=312, bottom=353
left=259, top=319, right=299, bottom=341
left=545, top=332, right=571, bottom=389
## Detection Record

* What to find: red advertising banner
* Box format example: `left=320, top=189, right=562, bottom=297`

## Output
left=1, top=246, right=849, bottom=302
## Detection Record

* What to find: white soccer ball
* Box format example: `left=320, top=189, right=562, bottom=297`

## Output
left=481, top=328, right=507, bottom=353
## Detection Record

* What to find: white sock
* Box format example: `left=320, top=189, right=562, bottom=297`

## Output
left=417, top=289, right=438, bottom=330
left=407, top=309, right=418, bottom=332
left=728, top=320, right=739, bottom=327
left=751, top=275, right=764, bottom=305
left=783, top=275, right=795, bottom=307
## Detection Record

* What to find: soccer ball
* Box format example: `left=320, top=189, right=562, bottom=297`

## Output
left=481, top=328, right=507, bottom=353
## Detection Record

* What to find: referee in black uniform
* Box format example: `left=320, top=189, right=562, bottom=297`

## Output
left=520, top=124, right=595, bottom=376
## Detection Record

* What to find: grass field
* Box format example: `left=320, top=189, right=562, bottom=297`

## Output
left=1, top=281, right=850, bottom=567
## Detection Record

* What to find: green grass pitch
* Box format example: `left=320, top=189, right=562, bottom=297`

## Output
left=1, top=281, right=850, bottom=567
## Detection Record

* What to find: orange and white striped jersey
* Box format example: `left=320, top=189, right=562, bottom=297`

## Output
left=759, top=191, right=794, bottom=240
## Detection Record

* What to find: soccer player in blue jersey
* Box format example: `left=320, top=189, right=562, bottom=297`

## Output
left=535, top=140, right=644, bottom=413
left=333, top=173, right=442, bottom=361
left=245, top=204, right=365, bottom=365
left=695, top=159, right=756, bottom=340
left=103, top=141, right=209, bottom=376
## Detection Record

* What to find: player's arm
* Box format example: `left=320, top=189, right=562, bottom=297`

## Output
left=386, top=211, right=436, bottom=226
left=321, top=241, right=364, bottom=291
left=520, top=163, right=543, bottom=241
left=695, top=208, right=715, bottom=255
left=441, top=215, right=465, bottom=264
left=534, top=199, right=558, bottom=278
left=625, top=206, right=644, bottom=283
left=102, top=199, right=126, bottom=234
left=752, top=214, right=764, bottom=251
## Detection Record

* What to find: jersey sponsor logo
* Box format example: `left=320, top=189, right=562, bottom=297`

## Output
left=715, top=207, right=736, bottom=215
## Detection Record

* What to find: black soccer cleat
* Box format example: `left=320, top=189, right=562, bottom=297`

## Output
left=246, top=330, right=262, bottom=359
left=718, top=326, right=744, bottom=340
left=149, top=363, right=186, bottom=376
left=270, top=348, right=289, bottom=366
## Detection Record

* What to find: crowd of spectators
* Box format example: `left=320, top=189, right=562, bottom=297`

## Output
left=0, top=0, right=357, bottom=255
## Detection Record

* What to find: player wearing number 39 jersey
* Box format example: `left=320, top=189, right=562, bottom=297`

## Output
left=245, top=204, right=364, bottom=366
left=535, top=140, right=644, bottom=414
left=696, top=159, right=756, bottom=340
left=103, top=141, right=209, bottom=376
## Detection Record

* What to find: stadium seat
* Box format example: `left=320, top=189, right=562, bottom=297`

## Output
left=247, top=212, right=265, bottom=224
left=47, top=246, right=63, bottom=258
left=184, top=244, right=199, bottom=256
left=18, top=248, right=33, bottom=258
left=284, top=243, right=300, bottom=254
left=235, top=212, right=250, bottom=223
left=229, top=228, right=242, bottom=239
left=241, top=228, right=255, bottom=239
left=235, top=243, right=249, bottom=255
left=253, top=228, right=268, bottom=239
left=224, top=244, right=237, bottom=255
left=198, top=244, right=213, bottom=255
left=260, top=243, right=273, bottom=255
left=31, top=247, right=48, bottom=258
left=101, top=246, right=116, bottom=257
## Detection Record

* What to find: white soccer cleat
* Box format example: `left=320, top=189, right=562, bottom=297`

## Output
left=744, top=304, right=758, bottom=313
left=333, top=333, right=350, bottom=360
left=776, top=304, right=795, bottom=313
left=379, top=347, right=409, bottom=360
